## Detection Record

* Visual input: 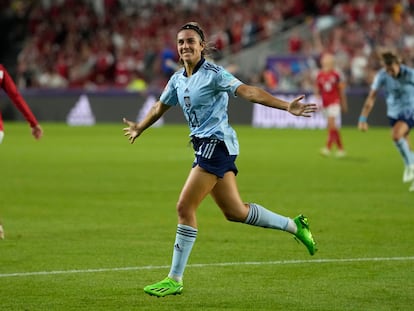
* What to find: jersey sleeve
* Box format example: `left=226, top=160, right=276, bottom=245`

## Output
left=371, top=70, right=384, bottom=91
left=215, top=69, right=243, bottom=97
left=159, top=75, right=178, bottom=106
left=406, top=66, right=414, bottom=83
left=0, top=65, right=38, bottom=127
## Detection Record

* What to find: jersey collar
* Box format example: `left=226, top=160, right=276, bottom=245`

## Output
left=183, top=57, right=205, bottom=77
left=398, top=65, right=407, bottom=78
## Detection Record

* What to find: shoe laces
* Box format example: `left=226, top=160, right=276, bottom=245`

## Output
left=298, top=215, right=309, bottom=229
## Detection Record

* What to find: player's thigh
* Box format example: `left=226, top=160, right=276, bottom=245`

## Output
left=210, top=171, right=248, bottom=220
left=324, top=105, right=340, bottom=129
left=178, top=165, right=218, bottom=209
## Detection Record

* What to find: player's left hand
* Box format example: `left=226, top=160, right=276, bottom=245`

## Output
left=287, top=95, right=318, bottom=117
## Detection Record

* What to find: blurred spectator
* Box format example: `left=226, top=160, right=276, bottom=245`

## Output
left=288, top=30, right=304, bottom=54
left=126, top=71, right=147, bottom=92
left=8, top=0, right=414, bottom=92
left=264, top=0, right=414, bottom=91
left=37, top=61, right=68, bottom=88
left=13, top=0, right=299, bottom=90
left=350, top=46, right=369, bottom=86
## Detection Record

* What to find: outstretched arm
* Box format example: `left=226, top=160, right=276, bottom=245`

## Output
left=358, top=89, right=377, bottom=132
left=1, top=65, right=43, bottom=139
left=123, top=101, right=171, bottom=144
left=235, top=84, right=317, bottom=117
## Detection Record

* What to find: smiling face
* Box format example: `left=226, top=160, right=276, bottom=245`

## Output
left=177, top=29, right=205, bottom=66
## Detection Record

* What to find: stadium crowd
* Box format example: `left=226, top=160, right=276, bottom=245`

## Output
left=10, top=0, right=306, bottom=90
left=4, top=0, right=414, bottom=91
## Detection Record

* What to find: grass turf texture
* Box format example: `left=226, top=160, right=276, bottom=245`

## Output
left=0, top=122, right=413, bottom=311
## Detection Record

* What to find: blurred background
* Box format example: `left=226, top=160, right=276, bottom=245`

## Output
left=1, top=0, right=413, bottom=125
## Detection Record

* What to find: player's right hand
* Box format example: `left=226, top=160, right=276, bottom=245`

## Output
left=32, top=124, right=43, bottom=140
left=123, top=118, right=141, bottom=144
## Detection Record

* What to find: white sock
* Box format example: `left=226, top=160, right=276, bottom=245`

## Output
left=395, top=138, right=412, bottom=166
left=244, top=203, right=292, bottom=232
left=168, top=224, right=197, bottom=282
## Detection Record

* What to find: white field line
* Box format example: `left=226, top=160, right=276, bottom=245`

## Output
left=1, top=256, right=413, bottom=278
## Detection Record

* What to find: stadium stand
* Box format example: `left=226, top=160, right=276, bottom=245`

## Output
left=3, top=0, right=414, bottom=92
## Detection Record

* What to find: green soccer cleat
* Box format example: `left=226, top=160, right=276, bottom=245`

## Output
left=144, top=277, right=183, bottom=297
left=293, top=215, right=317, bottom=255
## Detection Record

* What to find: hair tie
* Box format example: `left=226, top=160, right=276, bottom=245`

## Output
left=180, top=24, right=205, bottom=41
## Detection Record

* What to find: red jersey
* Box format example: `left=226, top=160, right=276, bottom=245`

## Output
left=0, top=64, right=38, bottom=129
left=316, top=70, right=344, bottom=107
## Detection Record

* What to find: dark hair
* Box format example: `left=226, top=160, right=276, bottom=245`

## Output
left=180, top=22, right=205, bottom=41
left=380, top=51, right=400, bottom=65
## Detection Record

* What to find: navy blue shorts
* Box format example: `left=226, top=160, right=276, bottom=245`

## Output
left=388, top=112, right=414, bottom=129
left=191, top=137, right=238, bottom=178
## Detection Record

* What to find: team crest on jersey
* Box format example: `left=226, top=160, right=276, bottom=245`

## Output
left=184, top=96, right=191, bottom=108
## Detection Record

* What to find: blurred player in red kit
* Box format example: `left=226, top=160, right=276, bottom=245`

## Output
left=315, top=53, right=348, bottom=157
left=0, top=64, right=43, bottom=144
left=0, top=64, right=43, bottom=239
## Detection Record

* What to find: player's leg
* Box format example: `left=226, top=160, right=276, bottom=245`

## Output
left=321, top=105, right=343, bottom=156
left=0, top=113, right=4, bottom=144
left=169, top=166, right=216, bottom=280
left=0, top=221, right=4, bottom=239
left=144, top=166, right=217, bottom=297
left=392, top=121, right=414, bottom=182
left=408, top=131, right=414, bottom=191
left=320, top=115, right=336, bottom=156
left=329, top=105, right=345, bottom=157
left=210, top=172, right=317, bottom=255
left=404, top=132, right=414, bottom=159
left=320, top=108, right=332, bottom=156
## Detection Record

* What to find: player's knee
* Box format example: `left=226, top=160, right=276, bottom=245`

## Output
left=175, top=200, right=194, bottom=221
left=391, top=133, right=402, bottom=142
left=223, top=211, right=239, bottom=222
left=222, top=206, right=249, bottom=223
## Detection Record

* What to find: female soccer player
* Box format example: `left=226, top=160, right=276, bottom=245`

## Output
left=123, top=22, right=318, bottom=297
left=0, top=64, right=43, bottom=240
left=315, top=53, right=348, bottom=157
left=358, top=51, right=414, bottom=191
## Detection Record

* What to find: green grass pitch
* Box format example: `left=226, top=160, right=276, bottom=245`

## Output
left=0, top=122, right=413, bottom=310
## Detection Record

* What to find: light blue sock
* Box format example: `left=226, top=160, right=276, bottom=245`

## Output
left=395, top=138, right=413, bottom=166
left=244, top=203, right=290, bottom=231
left=168, top=224, right=197, bottom=282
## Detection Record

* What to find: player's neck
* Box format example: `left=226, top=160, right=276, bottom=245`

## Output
left=184, top=57, right=202, bottom=77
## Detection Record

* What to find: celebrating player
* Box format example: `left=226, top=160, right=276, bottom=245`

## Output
left=358, top=50, right=414, bottom=191
left=0, top=64, right=43, bottom=240
left=315, top=53, right=348, bottom=157
left=123, top=22, right=318, bottom=297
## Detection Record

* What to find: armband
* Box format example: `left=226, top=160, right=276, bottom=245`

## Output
left=359, top=116, right=367, bottom=123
